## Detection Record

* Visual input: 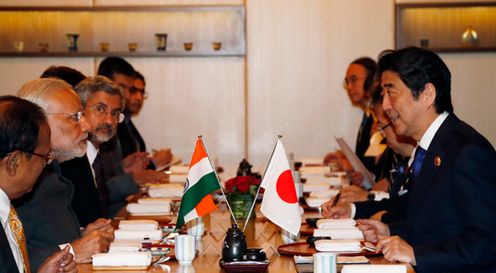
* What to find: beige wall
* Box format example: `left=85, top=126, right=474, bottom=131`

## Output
left=0, top=0, right=494, bottom=169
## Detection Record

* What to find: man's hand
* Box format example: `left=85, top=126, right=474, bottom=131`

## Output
left=348, top=171, right=365, bottom=187
left=377, top=235, right=416, bottom=265
left=72, top=230, right=113, bottom=263
left=321, top=200, right=352, bottom=219
left=152, top=148, right=173, bottom=167
left=357, top=219, right=390, bottom=243
left=132, top=170, right=169, bottom=185
left=38, top=246, right=77, bottom=273
left=123, top=152, right=150, bottom=173
left=82, top=218, right=114, bottom=236
left=339, top=185, right=368, bottom=203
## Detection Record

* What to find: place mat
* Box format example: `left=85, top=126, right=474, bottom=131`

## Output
left=278, top=242, right=379, bottom=257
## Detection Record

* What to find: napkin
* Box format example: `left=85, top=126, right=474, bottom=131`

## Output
left=309, top=189, right=340, bottom=199
left=108, top=240, right=142, bottom=253
left=313, top=227, right=363, bottom=240
left=305, top=197, right=328, bottom=208
left=114, top=229, right=163, bottom=241
left=314, top=239, right=361, bottom=252
left=170, top=174, right=188, bottom=183
left=341, top=265, right=407, bottom=273
left=148, top=183, right=184, bottom=198
left=316, top=218, right=356, bottom=229
left=126, top=203, right=170, bottom=215
left=118, top=220, right=159, bottom=231
left=137, top=197, right=174, bottom=204
left=92, top=252, right=152, bottom=267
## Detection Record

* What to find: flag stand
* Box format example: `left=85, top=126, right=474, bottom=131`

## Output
left=242, top=135, right=282, bottom=233
left=199, top=135, right=239, bottom=226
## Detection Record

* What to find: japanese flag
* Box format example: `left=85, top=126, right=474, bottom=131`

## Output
left=260, top=139, right=301, bottom=235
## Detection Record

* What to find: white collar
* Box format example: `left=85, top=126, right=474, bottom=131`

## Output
left=86, top=141, right=99, bottom=165
left=409, top=111, right=449, bottom=166
left=418, top=111, right=449, bottom=151
left=0, top=188, right=11, bottom=227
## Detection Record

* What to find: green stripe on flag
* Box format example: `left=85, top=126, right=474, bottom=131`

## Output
left=175, top=172, right=220, bottom=229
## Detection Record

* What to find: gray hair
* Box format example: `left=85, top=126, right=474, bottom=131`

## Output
left=75, top=76, right=124, bottom=108
left=17, top=78, right=75, bottom=110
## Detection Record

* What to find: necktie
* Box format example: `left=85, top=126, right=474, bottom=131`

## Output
left=411, top=146, right=427, bottom=182
left=92, top=153, right=110, bottom=216
left=9, top=206, right=30, bottom=273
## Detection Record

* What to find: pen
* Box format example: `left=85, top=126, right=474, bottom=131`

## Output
left=331, top=192, right=341, bottom=207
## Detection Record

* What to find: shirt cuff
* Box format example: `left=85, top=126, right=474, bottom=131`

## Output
left=58, top=243, right=75, bottom=258
left=370, top=191, right=389, bottom=201
left=350, top=203, right=356, bottom=218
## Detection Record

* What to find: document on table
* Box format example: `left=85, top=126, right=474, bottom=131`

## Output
left=335, top=137, right=375, bottom=189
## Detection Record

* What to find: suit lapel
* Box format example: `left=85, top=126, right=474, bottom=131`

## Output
left=0, top=223, right=21, bottom=273
left=407, top=114, right=458, bottom=228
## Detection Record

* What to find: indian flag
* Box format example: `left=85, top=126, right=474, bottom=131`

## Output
left=175, top=138, right=220, bottom=229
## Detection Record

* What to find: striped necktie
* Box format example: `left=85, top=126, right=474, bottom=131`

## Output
left=9, top=206, right=30, bottom=273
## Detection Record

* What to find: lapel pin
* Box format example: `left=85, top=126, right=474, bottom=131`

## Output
left=434, top=156, right=442, bottom=167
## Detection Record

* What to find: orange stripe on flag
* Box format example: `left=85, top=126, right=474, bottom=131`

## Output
left=195, top=195, right=217, bottom=216
left=189, top=139, right=208, bottom=168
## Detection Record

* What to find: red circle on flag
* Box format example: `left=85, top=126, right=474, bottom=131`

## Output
left=276, top=169, right=298, bottom=203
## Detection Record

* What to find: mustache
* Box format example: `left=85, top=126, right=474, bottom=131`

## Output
left=95, top=123, right=113, bottom=131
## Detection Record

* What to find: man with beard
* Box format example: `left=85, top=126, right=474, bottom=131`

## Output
left=14, top=78, right=113, bottom=272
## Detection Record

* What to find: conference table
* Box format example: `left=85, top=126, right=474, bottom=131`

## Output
left=77, top=201, right=414, bottom=273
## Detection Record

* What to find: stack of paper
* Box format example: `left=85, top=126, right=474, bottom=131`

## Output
left=108, top=240, right=142, bottom=253
left=341, top=265, right=407, bottom=273
left=313, top=227, right=363, bottom=240
left=114, top=229, right=163, bottom=241
left=314, top=239, right=361, bottom=252
left=126, top=203, right=170, bottom=215
left=92, top=252, right=152, bottom=268
left=118, top=220, right=159, bottom=230
left=303, top=183, right=329, bottom=193
left=305, top=197, right=328, bottom=208
left=148, top=183, right=184, bottom=198
left=137, top=197, right=174, bottom=205
left=114, top=219, right=163, bottom=242
left=316, top=219, right=356, bottom=229
left=170, top=165, right=189, bottom=174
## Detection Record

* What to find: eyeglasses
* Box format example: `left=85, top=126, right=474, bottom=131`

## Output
left=46, top=111, right=84, bottom=123
left=343, top=76, right=366, bottom=89
left=87, top=103, right=125, bottom=123
left=130, top=87, right=148, bottom=98
left=24, top=150, right=56, bottom=165
left=378, top=122, right=392, bottom=137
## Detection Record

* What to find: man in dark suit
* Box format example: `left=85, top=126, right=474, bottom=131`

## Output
left=14, top=78, right=113, bottom=272
left=357, top=47, right=496, bottom=273
left=0, top=96, right=76, bottom=273
left=97, top=57, right=173, bottom=169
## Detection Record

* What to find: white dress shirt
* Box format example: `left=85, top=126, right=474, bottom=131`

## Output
left=0, top=188, right=24, bottom=273
left=86, top=140, right=99, bottom=188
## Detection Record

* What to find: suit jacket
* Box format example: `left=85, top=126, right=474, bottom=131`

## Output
left=0, top=224, right=20, bottom=273
left=117, top=114, right=146, bottom=159
left=354, top=149, right=409, bottom=222
left=117, top=114, right=156, bottom=169
left=356, top=113, right=376, bottom=173
left=100, top=137, right=139, bottom=217
left=12, top=161, right=81, bottom=272
left=60, top=155, right=104, bottom=227
left=390, top=114, right=496, bottom=273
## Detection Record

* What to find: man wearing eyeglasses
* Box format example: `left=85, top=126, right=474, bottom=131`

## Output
left=14, top=78, right=113, bottom=272
left=0, top=96, right=77, bottom=273
left=97, top=57, right=174, bottom=170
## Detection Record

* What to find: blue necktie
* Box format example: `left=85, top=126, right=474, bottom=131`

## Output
left=411, top=146, right=427, bottom=182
